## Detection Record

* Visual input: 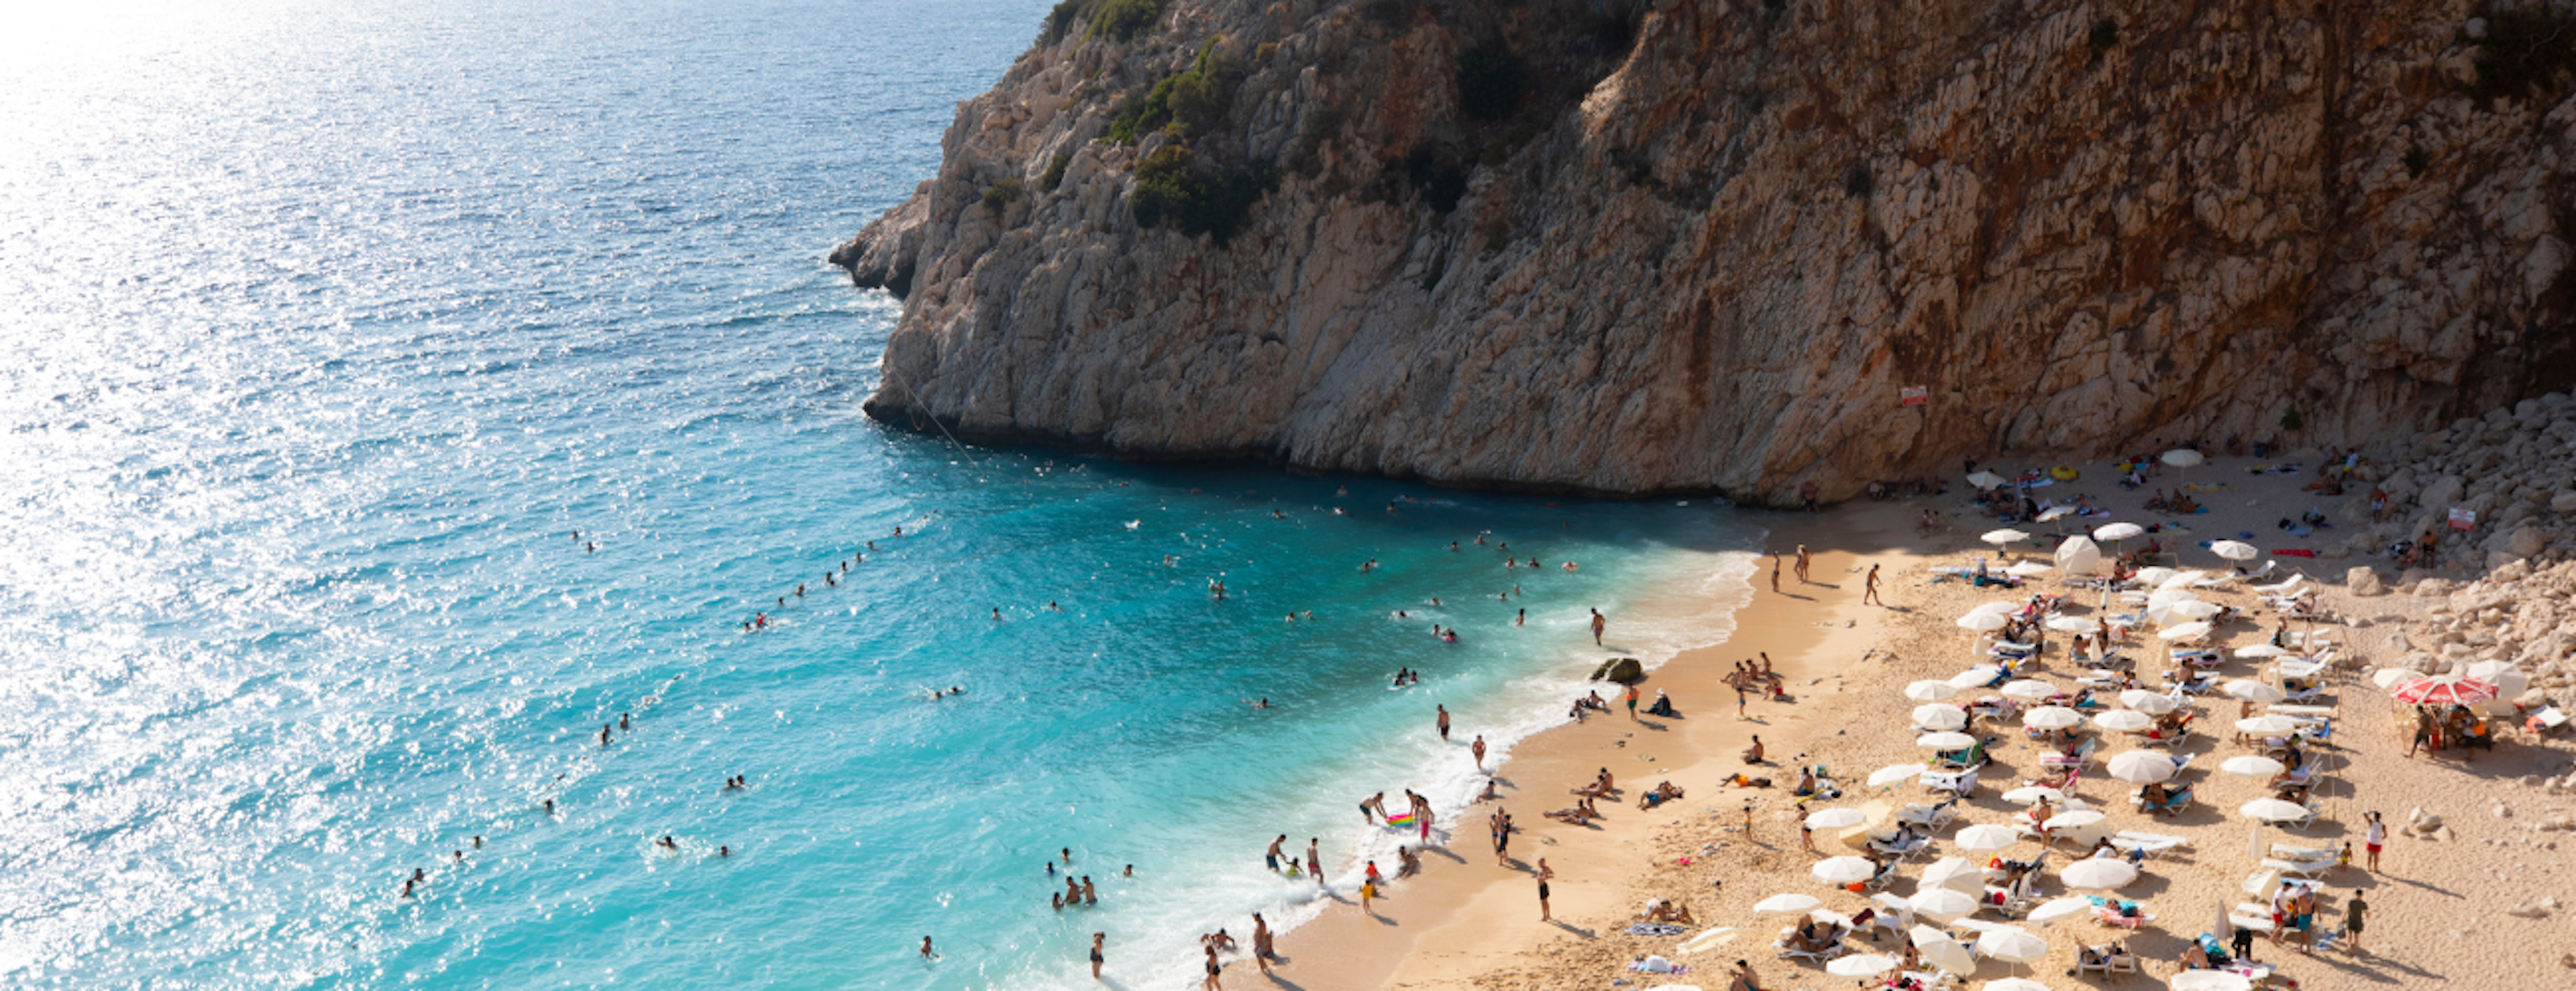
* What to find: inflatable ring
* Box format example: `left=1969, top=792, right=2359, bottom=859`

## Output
left=2049, top=464, right=2080, bottom=482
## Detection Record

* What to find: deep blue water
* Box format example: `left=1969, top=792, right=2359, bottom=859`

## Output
left=0, top=1, right=1760, bottom=986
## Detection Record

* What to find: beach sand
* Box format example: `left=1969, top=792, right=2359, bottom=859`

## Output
left=1266, top=459, right=2576, bottom=990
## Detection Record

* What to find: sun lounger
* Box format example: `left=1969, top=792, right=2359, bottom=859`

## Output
left=1896, top=801, right=1960, bottom=830
left=2269, top=703, right=2334, bottom=718
left=2243, top=870, right=2281, bottom=899
left=2108, top=832, right=2187, bottom=858
left=1869, top=835, right=1936, bottom=861
left=1921, top=767, right=1981, bottom=797
left=2133, top=786, right=2194, bottom=816
left=2094, top=904, right=2154, bottom=929
left=2251, top=573, right=2306, bottom=594
left=2229, top=905, right=2277, bottom=932
left=2040, top=737, right=2098, bottom=770
left=1772, top=937, right=1849, bottom=962
left=2076, top=947, right=2141, bottom=976
left=2260, top=856, right=2334, bottom=878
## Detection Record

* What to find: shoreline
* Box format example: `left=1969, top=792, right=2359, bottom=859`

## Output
left=1266, top=497, right=1925, bottom=987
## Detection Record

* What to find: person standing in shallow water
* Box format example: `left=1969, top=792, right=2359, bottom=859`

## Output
left=1436, top=704, right=1451, bottom=740
left=1470, top=735, right=1487, bottom=770
left=1589, top=608, right=1606, bottom=645
left=1088, top=932, right=1104, bottom=979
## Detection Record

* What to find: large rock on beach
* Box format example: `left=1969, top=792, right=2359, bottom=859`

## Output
left=835, top=0, right=2576, bottom=499
left=2348, top=566, right=2386, bottom=596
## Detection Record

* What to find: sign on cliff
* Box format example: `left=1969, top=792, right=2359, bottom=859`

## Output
left=1900, top=386, right=1928, bottom=407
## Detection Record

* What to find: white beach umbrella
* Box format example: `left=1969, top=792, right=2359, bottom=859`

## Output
left=1827, top=953, right=1902, bottom=978
left=1967, top=471, right=2008, bottom=490
left=2105, top=751, right=2178, bottom=784
left=2158, top=570, right=2208, bottom=590
left=2005, top=561, right=2053, bottom=578
left=2000, top=786, right=2064, bottom=804
left=2157, top=622, right=2213, bottom=641
left=1806, top=808, right=1870, bottom=830
left=1674, top=927, right=1739, bottom=955
left=2170, top=972, right=2253, bottom=991
left=1948, top=666, right=2004, bottom=689
left=2371, top=668, right=2420, bottom=689
left=2118, top=690, right=2180, bottom=715
left=2135, top=567, right=2180, bottom=589
left=2145, top=587, right=2198, bottom=609
left=2025, top=895, right=2096, bottom=925
left=2023, top=706, right=2084, bottom=729
left=2037, top=505, right=2076, bottom=522
left=1870, top=763, right=1930, bottom=788
left=2235, top=644, right=2289, bottom=659
left=2092, top=522, right=2144, bottom=543
left=2466, top=660, right=2530, bottom=699
left=1958, top=609, right=2011, bottom=632
left=2150, top=601, right=2222, bottom=625
left=1904, top=680, right=1960, bottom=702
left=2000, top=679, right=2057, bottom=700
left=1913, top=704, right=1969, bottom=731
left=1811, top=857, right=1878, bottom=885
left=2160, top=449, right=2204, bottom=469
left=2093, top=709, right=2153, bottom=732
left=2240, top=798, right=2312, bottom=823
left=1984, top=528, right=2033, bottom=547
left=1988, top=976, right=2055, bottom=991
left=1911, top=924, right=1977, bottom=975
left=1754, top=892, right=1825, bottom=914
left=1908, top=886, right=1982, bottom=921
left=2059, top=859, right=2138, bottom=890
left=2235, top=715, right=2301, bottom=735
left=1915, top=731, right=1976, bottom=750
left=1919, top=856, right=1986, bottom=893
left=2210, top=540, right=2259, bottom=562
left=2218, top=755, right=2286, bottom=777
left=2054, top=536, right=2102, bottom=575
left=1954, top=823, right=2021, bottom=852
left=2044, top=615, right=2095, bottom=633
left=1976, top=926, right=2050, bottom=964
left=2222, top=680, right=2287, bottom=702
left=2047, top=809, right=2108, bottom=830
left=2273, top=660, right=2327, bottom=679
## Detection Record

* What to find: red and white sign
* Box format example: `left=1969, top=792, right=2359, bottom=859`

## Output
left=2448, top=507, right=2476, bottom=531
left=1899, top=385, right=1929, bottom=407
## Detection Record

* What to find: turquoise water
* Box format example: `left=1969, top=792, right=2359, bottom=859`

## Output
left=0, top=1, right=1761, bottom=987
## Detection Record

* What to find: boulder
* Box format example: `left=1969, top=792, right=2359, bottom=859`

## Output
left=2512, top=526, right=2550, bottom=558
left=1591, top=657, right=1646, bottom=684
left=2417, top=577, right=2456, bottom=597
left=2420, top=474, right=2467, bottom=511
left=2347, top=566, right=2387, bottom=596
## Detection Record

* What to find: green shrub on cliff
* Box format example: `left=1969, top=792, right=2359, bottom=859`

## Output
left=1040, top=152, right=1073, bottom=193
left=981, top=176, right=1024, bottom=213
left=1130, top=146, right=1274, bottom=244
left=1108, top=40, right=1233, bottom=144
left=1087, top=0, right=1163, bottom=42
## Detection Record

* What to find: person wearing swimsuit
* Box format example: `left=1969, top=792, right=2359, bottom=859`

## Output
left=1089, top=932, right=1104, bottom=979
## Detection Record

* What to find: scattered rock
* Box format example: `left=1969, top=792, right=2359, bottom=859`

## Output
left=2417, top=578, right=2457, bottom=598
left=2348, top=566, right=2386, bottom=596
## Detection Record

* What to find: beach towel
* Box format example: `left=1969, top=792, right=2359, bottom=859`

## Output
left=1628, top=955, right=1684, bottom=974
left=2273, top=549, right=2316, bottom=558
left=1626, top=923, right=1688, bottom=936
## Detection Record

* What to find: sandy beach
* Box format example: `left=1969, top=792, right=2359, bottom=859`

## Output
left=1267, top=457, right=2576, bottom=990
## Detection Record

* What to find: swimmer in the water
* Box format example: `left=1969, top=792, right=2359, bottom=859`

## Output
left=400, top=877, right=417, bottom=898
left=1048, top=601, right=1061, bottom=611
left=1303, top=610, right=1313, bottom=620
left=795, top=584, right=805, bottom=598
left=893, top=525, right=903, bottom=536
left=825, top=572, right=835, bottom=587
left=1251, top=698, right=1271, bottom=709
left=718, top=845, right=731, bottom=857
left=993, top=607, right=1003, bottom=621
left=472, top=836, right=482, bottom=848
left=1563, top=561, right=1578, bottom=572
left=658, top=835, right=678, bottom=850
left=1334, top=507, right=1346, bottom=515
left=572, top=531, right=580, bottom=542
left=1395, top=609, right=1408, bottom=618
left=1286, top=613, right=1296, bottom=622
left=543, top=798, right=555, bottom=815
left=600, top=724, right=612, bottom=746
left=1272, top=510, right=1284, bottom=519
left=1450, top=541, right=1460, bottom=552
left=1516, top=608, right=1525, bottom=626
left=619, top=713, right=630, bottom=731
left=1430, top=596, right=1442, bottom=606
left=585, top=543, right=595, bottom=552
left=867, top=541, right=876, bottom=551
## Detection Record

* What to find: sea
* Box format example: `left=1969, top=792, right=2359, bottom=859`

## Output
left=0, top=0, right=1765, bottom=987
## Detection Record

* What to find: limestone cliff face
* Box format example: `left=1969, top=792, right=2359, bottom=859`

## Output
left=837, top=0, right=2576, bottom=501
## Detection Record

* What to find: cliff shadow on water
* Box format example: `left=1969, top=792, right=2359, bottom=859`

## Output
left=837, top=0, right=2576, bottom=505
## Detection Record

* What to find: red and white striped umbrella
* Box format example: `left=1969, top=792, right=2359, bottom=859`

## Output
left=2388, top=676, right=2499, bottom=706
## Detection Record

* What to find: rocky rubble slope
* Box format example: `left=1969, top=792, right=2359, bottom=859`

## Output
left=2367, top=555, right=2576, bottom=707
left=838, top=0, right=2576, bottom=501
left=2320, top=391, right=2576, bottom=572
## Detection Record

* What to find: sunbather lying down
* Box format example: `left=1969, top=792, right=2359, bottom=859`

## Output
left=1546, top=796, right=1601, bottom=825
left=1638, top=781, right=1685, bottom=809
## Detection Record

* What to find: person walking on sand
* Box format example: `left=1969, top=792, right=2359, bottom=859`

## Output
left=1535, top=857, right=1555, bottom=921
left=1437, top=704, right=1451, bottom=740
left=1251, top=912, right=1274, bottom=974
left=2363, top=811, right=2385, bottom=872
left=1089, top=932, right=1105, bottom=978
left=1471, top=735, right=1488, bottom=770
left=1491, top=808, right=1513, bottom=866
left=2343, top=892, right=2367, bottom=955
left=1863, top=564, right=1882, bottom=605
left=1735, top=682, right=1750, bottom=720
left=1770, top=554, right=1782, bottom=592
left=1589, top=608, right=1606, bottom=645
left=1625, top=683, right=1640, bottom=721
left=1794, top=545, right=1811, bottom=584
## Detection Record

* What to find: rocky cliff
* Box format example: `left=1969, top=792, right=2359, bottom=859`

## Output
left=835, top=0, right=2576, bottom=501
